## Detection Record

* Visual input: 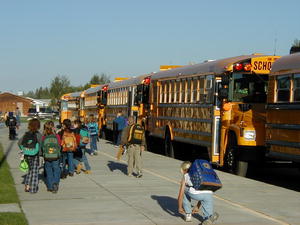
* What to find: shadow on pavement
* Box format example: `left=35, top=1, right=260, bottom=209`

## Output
left=151, top=195, right=182, bottom=218
left=151, top=195, right=205, bottom=222
left=0, top=139, right=16, bottom=169
left=107, top=160, right=127, bottom=175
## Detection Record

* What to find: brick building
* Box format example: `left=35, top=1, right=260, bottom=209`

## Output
left=0, top=92, right=33, bottom=116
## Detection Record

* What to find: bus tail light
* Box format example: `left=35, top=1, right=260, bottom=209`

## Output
left=243, top=63, right=251, bottom=71
left=143, top=77, right=151, bottom=85
left=234, top=63, right=243, bottom=71
left=102, top=85, right=108, bottom=91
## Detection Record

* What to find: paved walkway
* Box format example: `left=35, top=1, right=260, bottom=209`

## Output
left=0, top=124, right=300, bottom=225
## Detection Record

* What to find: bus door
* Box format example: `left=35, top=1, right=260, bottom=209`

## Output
left=211, top=77, right=222, bottom=163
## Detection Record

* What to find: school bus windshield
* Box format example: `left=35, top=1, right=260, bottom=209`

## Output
left=229, top=73, right=268, bottom=103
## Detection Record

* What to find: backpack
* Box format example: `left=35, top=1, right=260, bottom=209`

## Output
left=20, top=132, right=39, bottom=156
left=8, top=117, right=17, bottom=127
left=88, top=123, right=97, bottom=136
left=80, top=128, right=90, bottom=145
left=188, top=159, right=222, bottom=192
left=128, top=124, right=144, bottom=145
left=43, top=134, right=61, bottom=160
left=62, top=131, right=77, bottom=152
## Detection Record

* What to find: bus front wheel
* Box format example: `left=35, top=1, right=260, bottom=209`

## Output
left=225, top=137, right=248, bottom=177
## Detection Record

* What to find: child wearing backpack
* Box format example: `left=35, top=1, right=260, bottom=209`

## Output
left=72, top=119, right=92, bottom=174
left=178, top=161, right=219, bottom=224
left=60, top=119, right=77, bottom=177
left=87, top=114, right=99, bottom=155
left=42, top=121, right=61, bottom=193
left=18, top=118, right=42, bottom=193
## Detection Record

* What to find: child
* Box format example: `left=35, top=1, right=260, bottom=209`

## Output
left=177, top=161, right=219, bottom=224
left=87, top=114, right=99, bottom=155
left=42, top=121, right=61, bottom=193
left=5, top=112, right=17, bottom=140
left=18, top=118, right=42, bottom=193
left=73, top=119, right=92, bottom=174
left=60, top=119, right=77, bottom=177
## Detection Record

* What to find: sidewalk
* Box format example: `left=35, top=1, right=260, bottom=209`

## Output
left=0, top=125, right=299, bottom=225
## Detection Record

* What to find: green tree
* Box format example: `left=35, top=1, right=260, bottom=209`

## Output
left=292, top=39, right=300, bottom=47
left=89, top=73, right=110, bottom=85
left=50, top=75, right=71, bottom=105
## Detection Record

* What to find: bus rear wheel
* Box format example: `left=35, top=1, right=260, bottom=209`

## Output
left=225, top=136, right=248, bottom=177
left=164, top=130, right=175, bottom=158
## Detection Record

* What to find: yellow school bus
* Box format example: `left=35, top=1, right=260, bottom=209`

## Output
left=104, top=75, right=151, bottom=138
left=82, top=84, right=108, bottom=136
left=266, top=53, right=300, bottom=165
left=147, top=54, right=280, bottom=176
left=59, top=91, right=82, bottom=123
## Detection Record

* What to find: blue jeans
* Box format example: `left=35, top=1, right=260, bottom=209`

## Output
left=90, top=135, right=98, bottom=151
left=73, top=148, right=91, bottom=171
left=62, top=152, right=75, bottom=174
left=183, top=189, right=213, bottom=220
left=44, top=160, right=60, bottom=189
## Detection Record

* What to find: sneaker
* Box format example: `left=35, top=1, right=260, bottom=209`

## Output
left=185, top=213, right=192, bottom=222
left=76, top=163, right=83, bottom=174
left=93, top=151, right=98, bottom=155
left=210, top=212, right=219, bottom=223
left=69, top=172, right=74, bottom=177
left=136, top=172, right=143, bottom=178
left=52, top=183, right=59, bottom=193
left=202, top=219, right=212, bottom=225
left=84, top=170, right=92, bottom=174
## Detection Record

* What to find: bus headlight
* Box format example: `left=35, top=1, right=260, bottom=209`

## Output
left=244, top=130, right=256, bottom=141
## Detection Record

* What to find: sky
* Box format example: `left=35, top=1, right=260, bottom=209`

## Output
left=0, top=0, right=299, bottom=93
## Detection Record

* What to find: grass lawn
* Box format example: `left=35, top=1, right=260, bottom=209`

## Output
left=0, top=213, right=28, bottom=225
left=0, top=144, right=28, bottom=225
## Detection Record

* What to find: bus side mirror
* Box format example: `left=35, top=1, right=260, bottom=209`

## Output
left=219, top=88, right=228, bottom=99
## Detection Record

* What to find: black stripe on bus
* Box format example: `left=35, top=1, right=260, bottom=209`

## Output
left=266, top=140, right=300, bottom=149
left=266, top=151, right=300, bottom=162
left=266, top=104, right=300, bottom=110
left=173, top=128, right=212, bottom=137
left=106, top=105, right=128, bottom=108
left=174, top=136, right=211, bottom=147
left=158, top=103, right=213, bottom=108
left=156, top=116, right=212, bottom=123
left=266, top=123, right=300, bottom=130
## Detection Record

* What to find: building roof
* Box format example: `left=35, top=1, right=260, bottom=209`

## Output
left=0, top=92, right=33, bottom=103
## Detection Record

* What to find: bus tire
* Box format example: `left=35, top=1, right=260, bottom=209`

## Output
left=225, top=134, right=248, bottom=177
left=164, top=130, right=175, bottom=158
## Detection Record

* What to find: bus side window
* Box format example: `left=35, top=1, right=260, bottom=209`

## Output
left=170, top=80, right=175, bottom=103
left=192, top=78, right=198, bottom=103
left=186, top=79, right=191, bottom=103
left=277, top=75, right=291, bottom=102
left=205, top=75, right=213, bottom=103
left=175, top=80, right=180, bottom=103
left=200, top=77, right=205, bottom=102
left=293, top=74, right=300, bottom=102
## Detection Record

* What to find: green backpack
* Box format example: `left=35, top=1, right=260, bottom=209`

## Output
left=42, top=134, right=61, bottom=160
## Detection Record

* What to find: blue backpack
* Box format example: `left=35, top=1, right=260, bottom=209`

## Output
left=188, top=159, right=222, bottom=192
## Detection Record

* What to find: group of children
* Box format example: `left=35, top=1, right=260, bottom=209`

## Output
left=18, top=114, right=219, bottom=224
left=18, top=114, right=99, bottom=194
